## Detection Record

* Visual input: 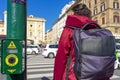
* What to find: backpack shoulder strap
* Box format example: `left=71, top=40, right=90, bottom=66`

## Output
left=65, top=26, right=75, bottom=29
left=65, top=26, right=82, bottom=29
left=66, top=55, right=72, bottom=80
left=81, top=22, right=101, bottom=30
left=63, top=26, right=75, bottom=30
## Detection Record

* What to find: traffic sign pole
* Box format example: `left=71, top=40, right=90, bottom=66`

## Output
left=7, top=0, right=27, bottom=80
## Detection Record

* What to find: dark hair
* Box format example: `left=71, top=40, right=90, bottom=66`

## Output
left=72, top=3, right=91, bottom=18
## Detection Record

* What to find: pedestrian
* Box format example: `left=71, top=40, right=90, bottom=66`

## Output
left=114, top=50, right=120, bottom=69
left=53, top=3, right=110, bottom=80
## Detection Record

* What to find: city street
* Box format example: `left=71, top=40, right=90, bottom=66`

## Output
left=1, top=0, right=120, bottom=80
left=1, top=54, right=120, bottom=80
left=27, top=54, right=120, bottom=80
left=27, top=54, right=54, bottom=80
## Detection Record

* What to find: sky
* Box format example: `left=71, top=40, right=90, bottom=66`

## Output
left=0, top=0, right=73, bottom=31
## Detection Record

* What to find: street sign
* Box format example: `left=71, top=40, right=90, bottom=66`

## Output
left=1, top=39, right=23, bottom=74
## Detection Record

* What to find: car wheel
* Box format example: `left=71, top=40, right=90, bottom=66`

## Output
left=48, top=53, right=54, bottom=58
left=31, top=51, right=36, bottom=54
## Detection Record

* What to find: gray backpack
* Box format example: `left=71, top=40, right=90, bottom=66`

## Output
left=67, top=22, right=116, bottom=80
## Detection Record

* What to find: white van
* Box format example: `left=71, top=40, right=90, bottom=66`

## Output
left=42, top=44, right=58, bottom=58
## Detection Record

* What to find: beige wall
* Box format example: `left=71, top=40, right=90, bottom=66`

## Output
left=2, top=11, right=46, bottom=45
left=0, top=20, right=5, bottom=35
left=27, top=15, right=46, bottom=44
left=45, top=29, right=53, bottom=44
left=80, top=0, right=120, bottom=38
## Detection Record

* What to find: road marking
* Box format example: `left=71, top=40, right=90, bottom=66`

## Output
left=110, top=75, right=120, bottom=79
left=27, top=64, right=54, bottom=68
left=27, top=63, right=54, bottom=65
left=27, top=68, right=53, bottom=72
left=27, top=73, right=53, bottom=79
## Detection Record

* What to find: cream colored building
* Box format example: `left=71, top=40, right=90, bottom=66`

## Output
left=51, top=1, right=75, bottom=44
left=45, top=29, right=53, bottom=44
left=27, top=15, right=46, bottom=44
left=1, top=11, right=46, bottom=45
left=51, top=0, right=120, bottom=44
left=52, top=23, right=59, bottom=44
left=0, top=11, right=7, bottom=35
left=0, top=20, right=4, bottom=35
left=80, top=0, right=120, bottom=38
left=52, top=15, right=67, bottom=44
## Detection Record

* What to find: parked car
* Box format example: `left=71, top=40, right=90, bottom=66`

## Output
left=42, top=44, right=58, bottom=58
left=26, top=45, right=40, bottom=55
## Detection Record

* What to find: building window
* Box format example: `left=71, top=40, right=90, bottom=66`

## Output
left=94, top=7, right=98, bottom=15
left=113, top=2, right=119, bottom=9
left=83, top=0, right=86, bottom=3
left=30, top=25, right=32, bottom=27
left=88, top=2, right=91, bottom=8
left=95, top=20, right=98, bottom=23
left=113, top=15, right=119, bottom=23
left=102, top=17, right=105, bottom=24
left=30, top=32, right=32, bottom=37
left=115, top=27, right=119, bottom=33
left=38, top=25, right=41, bottom=28
left=38, top=32, right=41, bottom=37
left=95, top=0, right=97, bottom=4
left=101, top=3, right=105, bottom=12
left=2, top=29, right=4, bottom=32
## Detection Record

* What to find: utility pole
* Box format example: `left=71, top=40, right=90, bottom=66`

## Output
left=6, top=0, right=27, bottom=80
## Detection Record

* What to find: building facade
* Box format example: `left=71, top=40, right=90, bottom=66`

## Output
left=27, top=15, right=46, bottom=44
left=0, top=20, right=4, bottom=35
left=81, top=0, right=120, bottom=38
left=1, top=11, right=46, bottom=45
left=51, top=1, right=75, bottom=44
left=51, top=0, right=120, bottom=44
left=45, top=29, right=53, bottom=44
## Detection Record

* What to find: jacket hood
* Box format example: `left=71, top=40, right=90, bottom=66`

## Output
left=65, top=14, right=96, bottom=28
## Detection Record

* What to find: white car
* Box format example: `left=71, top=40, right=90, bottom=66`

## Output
left=26, top=45, right=40, bottom=55
left=42, top=44, right=58, bottom=58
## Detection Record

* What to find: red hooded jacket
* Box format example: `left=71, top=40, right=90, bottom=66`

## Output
left=53, top=14, right=110, bottom=80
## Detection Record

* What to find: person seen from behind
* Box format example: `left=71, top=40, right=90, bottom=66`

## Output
left=53, top=3, right=110, bottom=80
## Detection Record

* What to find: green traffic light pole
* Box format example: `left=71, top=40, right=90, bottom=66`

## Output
left=7, top=0, right=27, bottom=80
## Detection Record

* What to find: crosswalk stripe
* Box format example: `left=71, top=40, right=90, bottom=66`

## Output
left=27, top=68, right=53, bottom=72
left=27, top=63, right=54, bottom=65
left=27, top=64, right=54, bottom=68
left=27, top=55, right=120, bottom=80
left=27, top=73, right=53, bottom=79
left=27, top=57, right=54, bottom=80
left=110, top=75, right=120, bottom=79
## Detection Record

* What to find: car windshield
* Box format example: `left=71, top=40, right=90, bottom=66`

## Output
left=27, top=46, right=37, bottom=48
left=49, top=45, right=58, bottom=48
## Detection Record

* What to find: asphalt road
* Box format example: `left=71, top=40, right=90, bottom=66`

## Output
left=0, top=55, right=120, bottom=80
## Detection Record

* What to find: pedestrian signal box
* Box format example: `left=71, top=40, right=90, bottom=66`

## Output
left=1, top=39, right=23, bottom=74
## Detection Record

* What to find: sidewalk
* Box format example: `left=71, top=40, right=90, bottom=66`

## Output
left=0, top=57, right=6, bottom=80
